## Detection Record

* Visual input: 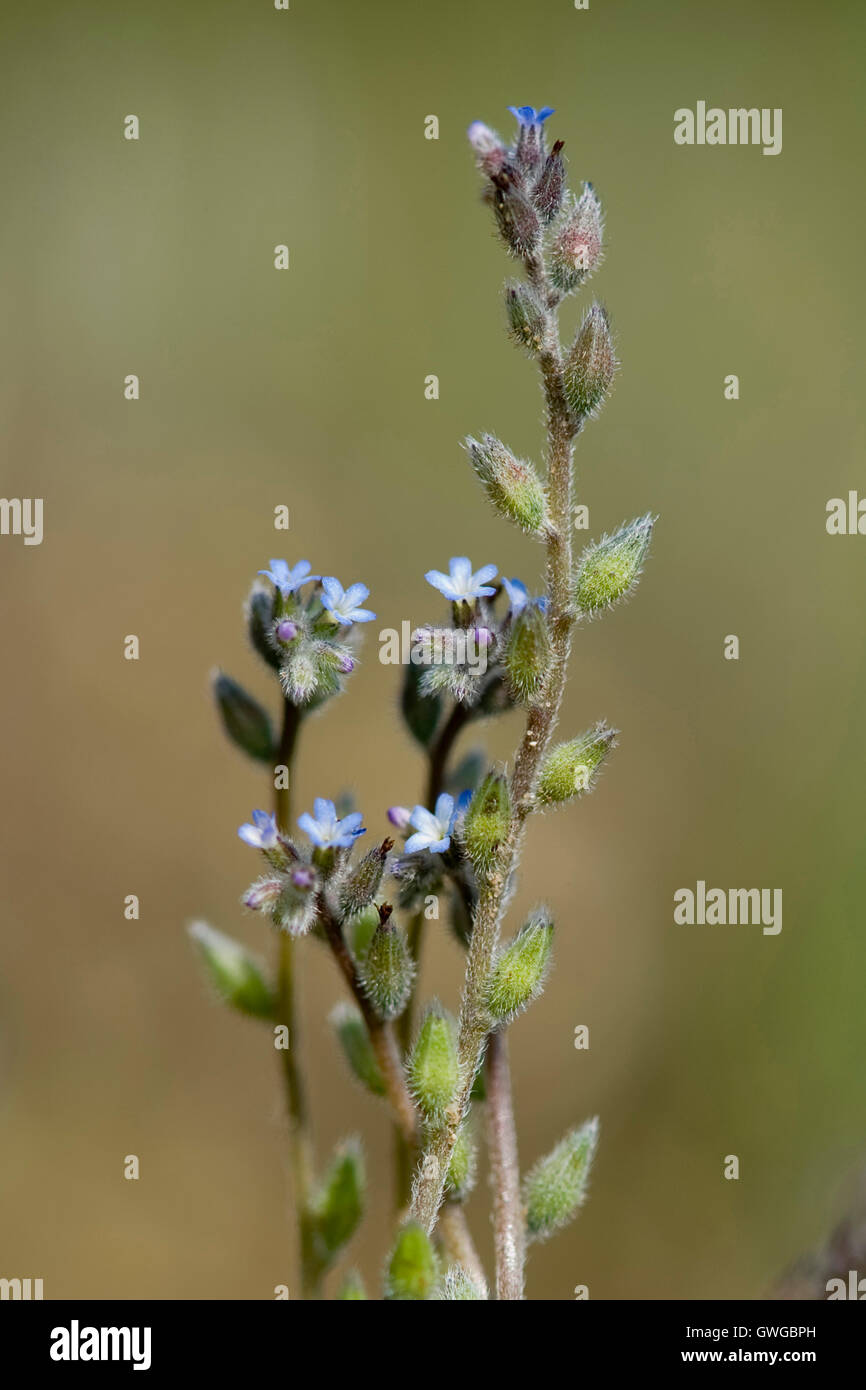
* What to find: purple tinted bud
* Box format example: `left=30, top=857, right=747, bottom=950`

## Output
left=243, top=876, right=283, bottom=911
left=276, top=619, right=299, bottom=642
left=290, top=865, right=316, bottom=891
left=338, top=654, right=356, bottom=674
left=472, top=626, right=493, bottom=648
left=387, top=806, right=412, bottom=832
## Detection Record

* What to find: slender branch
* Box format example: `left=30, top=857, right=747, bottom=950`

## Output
left=485, top=1030, right=524, bottom=1299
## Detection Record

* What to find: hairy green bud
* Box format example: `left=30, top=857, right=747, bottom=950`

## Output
left=407, top=1005, right=459, bottom=1119
left=445, top=1126, right=477, bottom=1200
left=345, top=902, right=381, bottom=962
left=505, top=281, right=546, bottom=354
left=461, top=771, right=511, bottom=872
left=310, top=1138, right=365, bottom=1269
left=385, top=1221, right=439, bottom=1300
left=574, top=514, right=654, bottom=618
left=339, top=839, right=392, bottom=919
left=564, top=303, right=617, bottom=418
left=465, top=434, right=548, bottom=534
left=536, top=722, right=618, bottom=806
left=336, top=1268, right=367, bottom=1300
left=504, top=601, right=551, bottom=704
left=212, top=671, right=275, bottom=763
left=188, top=920, right=274, bottom=1020
left=330, top=1002, right=386, bottom=1097
left=488, top=179, right=541, bottom=258
left=484, top=910, right=554, bottom=1025
left=435, top=1266, right=487, bottom=1300
left=523, top=1118, right=599, bottom=1242
left=550, top=183, right=603, bottom=293
left=360, top=912, right=415, bottom=1020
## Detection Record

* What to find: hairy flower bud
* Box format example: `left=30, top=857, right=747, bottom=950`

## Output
left=188, top=920, right=274, bottom=1020
left=504, top=600, right=551, bottom=704
left=461, top=771, right=511, bottom=871
left=465, top=434, right=548, bottom=534
left=435, top=1267, right=486, bottom=1300
left=386, top=1221, right=439, bottom=1301
left=533, top=139, right=566, bottom=222
left=445, top=1126, right=477, bottom=1200
left=467, top=120, right=507, bottom=178
left=489, top=177, right=541, bottom=258
left=574, top=514, right=654, bottom=618
left=330, top=1002, right=386, bottom=1097
left=550, top=184, right=603, bottom=292
left=360, top=912, right=414, bottom=1020
left=339, top=839, right=392, bottom=919
left=505, top=281, right=546, bottom=355
left=212, top=671, right=275, bottom=763
left=345, top=901, right=381, bottom=961
left=535, top=723, right=618, bottom=805
left=564, top=303, right=617, bottom=418
left=280, top=645, right=319, bottom=705
left=483, top=910, right=553, bottom=1025
left=407, top=1005, right=459, bottom=1119
left=523, top=1118, right=599, bottom=1242
left=310, top=1138, right=365, bottom=1270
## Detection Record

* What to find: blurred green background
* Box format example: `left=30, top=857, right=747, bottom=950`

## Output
left=1, top=0, right=865, bottom=1300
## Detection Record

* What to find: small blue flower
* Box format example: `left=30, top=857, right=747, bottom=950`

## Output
left=320, top=577, right=376, bottom=626
left=503, top=576, right=549, bottom=616
left=238, top=809, right=279, bottom=850
left=259, top=559, right=319, bottom=596
left=508, top=105, right=555, bottom=129
left=298, top=798, right=367, bottom=850
left=404, top=791, right=469, bottom=855
left=425, top=557, right=498, bottom=603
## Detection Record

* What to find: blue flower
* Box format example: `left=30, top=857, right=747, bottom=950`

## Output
left=424, top=557, right=498, bottom=603
left=238, top=809, right=279, bottom=850
left=259, top=559, right=319, bottom=596
left=404, top=792, right=468, bottom=855
left=508, top=105, right=555, bottom=128
left=298, top=798, right=366, bottom=850
left=320, top=577, right=376, bottom=626
left=503, top=576, right=549, bottom=616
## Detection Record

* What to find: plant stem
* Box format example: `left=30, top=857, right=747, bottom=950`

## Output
left=485, top=1030, right=524, bottom=1300
left=437, top=1201, right=489, bottom=1296
left=410, top=245, right=579, bottom=1237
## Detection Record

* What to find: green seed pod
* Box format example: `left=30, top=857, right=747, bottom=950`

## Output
left=504, top=281, right=546, bottom=354
left=504, top=601, right=551, bottom=704
left=385, top=1221, right=439, bottom=1301
left=336, top=1268, right=367, bottom=1300
left=535, top=722, right=618, bottom=805
left=435, top=1266, right=487, bottom=1300
left=360, top=914, right=415, bottom=1020
left=574, top=513, right=655, bottom=618
left=465, top=434, right=548, bottom=534
left=462, top=771, right=511, bottom=872
left=339, top=839, right=392, bottom=919
left=345, top=902, right=381, bottom=962
left=211, top=671, right=275, bottom=763
left=564, top=303, right=618, bottom=418
left=330, top=1002, right=386, bottom=1097
left=445, top=1126, right=477, bottom=1200
left=188, top=921, right=274, bottom=1020
left=407, top=1005, right=459, bottom=1119
left=484, top=910, right=554, bottom=1025
left=523, top=1117, right=599, bottom=1242
left=550, top=183, right=603, bottom=293
left=311, top=1138, right=365, bottom=1269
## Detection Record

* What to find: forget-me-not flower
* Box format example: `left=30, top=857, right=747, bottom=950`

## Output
left=424, top=557, right=498, bottom=603
left=320, top=578, right=376, bottom=626
left=508, top=105, right=555, bottom=128
left=259, top=559, right=319, bottom=596
left=298, top=798, right=366, bottom=850
left=404, top=792, right=468, bottom=856
left=503, top=576, right=549, bottom=616
left=238, top=809, right=279, bottom=850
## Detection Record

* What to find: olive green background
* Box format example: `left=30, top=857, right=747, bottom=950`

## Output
left=1, top=0, right=864, bottom=1300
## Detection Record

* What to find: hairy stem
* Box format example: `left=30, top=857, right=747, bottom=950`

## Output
left=485, top=1030, right=525, bottom=1299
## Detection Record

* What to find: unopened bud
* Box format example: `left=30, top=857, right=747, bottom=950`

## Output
left=504, top=281, right=546, bottom=355
left=339, top=839, right=392, bottom=918
left=550, top=184, right=603, bottom=292
left=345, top=901, right=381, bottom=961
left=242, top=876, right=284, bottom=912
left=336, top=1269, right=367, bottom=1300
left=465, top=434, right=548, bottom=534
left=360, top=913, right=414, bottom=1020
left=504, top=600, right=551, bottom=704
left=536, top=723, right=618, bottom=805
left=246, top=586, right=281, bottom=671
left=484, top=910, right=553, bottom=1025
left=461, top=771, right=511, bottom=871
left=330, top=1002, right=386, bottom=1097
left=387, top=805, right=412, bottom=832
left=467, top=121, right=507, bottom=177
left=188, top=920, right=274, bottom=1020
left=564, top=303, right=617, bottom=419
left=533, top=139, right=566, bottom=222
left=212, top=671, right=275, bottom=763
left=276, top=619, right=299, bottom=643
left=310, top=1138, right=365, bottom=1269
left=574, top=514, right=654, bottom=618
left=280, top=646, right=318, bottom=705
left=386, top=1221, right=439, bottom=1301
left=523, top=1118, right=599, bottom=1242
left=435, top=1267, right=486, bottom=1300
left=407, top=1005, right=459, bottom=1119
left=489, top=178, right=541, bottom=258
left=445, top=1127, right=478, bottom=1201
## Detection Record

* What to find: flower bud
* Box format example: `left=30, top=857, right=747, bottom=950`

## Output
left=550, top=184, right=603, bottom=292
left=535, top=723, right=617, bottom=805
left=483, top=910, right=553, bottom=1025
left=532, top=139, right=566, bottom=222
left=523, top=1117, right=599, bottom=1242
left=188, top=920, right=274, bottom=1020
left=385, top=1221, right=439, bottom=1301
left=339, top=838, right=392, bottom=919
left=504, top=600, right=551, bottom=704
left=573, top=514, right=654, bottom=618
left=564, top=303, right=617, bottom=419
left=465, top=434, right=548, bottom=534
left=461, top=771, right=511, bottom=872
left=273, top=869, right=318, bottom=937
left=330, top=1002, right=386, bottom=1097
left=489, top=177, right=541, bottom=258
left=445, top=1126, right=477, bottom=1201
left=504, top=281, right=546, bottom=355
left=467, top=121, right=507, bottom=178
left=280, top=646, right=318, bottom=705
left=242, top=875, right=284, bottom=913
left=407, top=1005, right=459, bottom=1119
left=345, top=901, right=381, bottom=961
left=336, top=1269, right=367, bottom=1300
left=435, top=1267, right=486, bottom=1300
left=276, top=619, right=298, bottom=643
left=310, top=1138, right=365, bottom=1270
left=246, top=586, right=281, bottom=671
left=212, top=671, right=275, bottom=763
left=360, top=912, right=414, bottom=1020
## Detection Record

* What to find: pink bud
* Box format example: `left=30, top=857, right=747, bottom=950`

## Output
left=276, top=620, right=298, bottom=642
left=387, top=806, right=412, bottom=832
